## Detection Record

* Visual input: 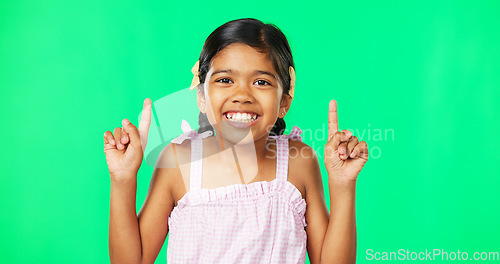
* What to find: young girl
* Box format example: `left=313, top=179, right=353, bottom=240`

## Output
left=104, top=18, right=369, bottom=264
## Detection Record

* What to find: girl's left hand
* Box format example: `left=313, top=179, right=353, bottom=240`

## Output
left=324, top=99, right=369, bottom=183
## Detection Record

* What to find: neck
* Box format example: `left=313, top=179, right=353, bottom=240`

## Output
left=204, top=131, right=277, bottom=184
left=214, top=132, right=272, bottom=162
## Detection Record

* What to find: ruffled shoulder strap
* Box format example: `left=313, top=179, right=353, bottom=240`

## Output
left=171, top=119, right=213, bottom=144
left=269, top=126, right=303, bottom=181
left=268, top=126, right=302, bottom=141
left=170, top=120, right=213, bottom=191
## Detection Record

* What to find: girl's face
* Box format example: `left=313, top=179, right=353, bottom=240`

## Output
left=200, top=43, right=291, bottom=144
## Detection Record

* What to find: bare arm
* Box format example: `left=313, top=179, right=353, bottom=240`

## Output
left=105, top=98, right=178, bottom=264
left=108, top=143, right=179, bottom=264
left=319, top=99, right=368, bottom=263
left=298, top=141, right=358, bottom=264
left=319, top=179, right=357, bottom=264
left=109, top=177, right=142, bottom=264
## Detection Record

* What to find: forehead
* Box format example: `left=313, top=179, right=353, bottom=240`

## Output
left=210, top=43, right=275, bottom=74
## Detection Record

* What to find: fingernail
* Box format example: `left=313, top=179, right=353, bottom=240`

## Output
left=123, top=119, right=130, bottom=125
left=350, top=151, right=356, bottom=158
left=117, top=143, right=123, bottom=149
left=111, top=139, right=116, bottom=145
left=121, top=137, right=127, bottom=144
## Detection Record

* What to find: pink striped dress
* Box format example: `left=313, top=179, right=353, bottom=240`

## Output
left=167, top=120, right=308, bottom=263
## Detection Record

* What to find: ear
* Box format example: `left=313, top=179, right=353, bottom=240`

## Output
left=197, top=88, right=206, bottom=114
left=279, top=93, right=292, bottom=118
left=279, top=66, right=295, bottom=118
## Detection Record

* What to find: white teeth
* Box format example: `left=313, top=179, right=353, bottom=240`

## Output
left=225, top=112, right=258, bottom=122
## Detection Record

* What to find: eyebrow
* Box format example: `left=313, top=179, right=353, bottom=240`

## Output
left=212, top=69, right=277, bottom=80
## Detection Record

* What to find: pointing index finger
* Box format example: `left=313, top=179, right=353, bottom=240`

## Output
left=139, top=98, right=152, bottom=146
left=328, top=99, right=339, bottom=140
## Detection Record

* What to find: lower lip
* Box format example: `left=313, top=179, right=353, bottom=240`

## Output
left=223, top=113, right=260, bottom=128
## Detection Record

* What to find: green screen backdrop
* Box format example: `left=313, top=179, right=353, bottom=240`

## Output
left=1, top=0, right=499, bottom=263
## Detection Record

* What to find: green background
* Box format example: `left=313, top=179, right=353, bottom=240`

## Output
left=1, top=0, right=499, bottom=263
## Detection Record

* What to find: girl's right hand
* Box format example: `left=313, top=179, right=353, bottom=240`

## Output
left=103, top=98, right=152, bottom=182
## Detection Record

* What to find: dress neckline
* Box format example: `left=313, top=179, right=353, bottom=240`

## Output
left=173, top=178, right=305, bottom=208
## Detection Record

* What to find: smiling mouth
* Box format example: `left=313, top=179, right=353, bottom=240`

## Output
left=223, top=111, right=261, bottom=128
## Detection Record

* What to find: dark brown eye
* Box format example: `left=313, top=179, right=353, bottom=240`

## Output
left=255, top=80, right=271, bottom=86
left=216, top=78, right=232, bottom=83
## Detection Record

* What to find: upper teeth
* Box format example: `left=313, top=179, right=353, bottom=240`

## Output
left=225, top=112, right=258, bottom=122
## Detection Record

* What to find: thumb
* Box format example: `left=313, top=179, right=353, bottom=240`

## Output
left=122, top=119, right=142, bottom=152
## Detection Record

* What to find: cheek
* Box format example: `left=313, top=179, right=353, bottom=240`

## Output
left=260, top=91, right=281, bottom=108
left=204, top=91, right=226, bottom=119
left=206, top=90, right=222, bottom=108
left=259, top=98, right=281, bottom=118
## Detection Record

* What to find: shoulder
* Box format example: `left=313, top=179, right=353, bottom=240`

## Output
left=156, top=141, right=187, bottom=169
left=288, top=139, right=318, bottom=163
left=156, top=136, right=198, bottom=170
left=288, top=139, right=322, bottom=197
left=153, top=141, right=191, bottom=197
left=152, top=143, right=183, bottom=186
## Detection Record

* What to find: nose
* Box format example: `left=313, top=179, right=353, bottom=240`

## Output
left=230, top=84, right=254, bottom=104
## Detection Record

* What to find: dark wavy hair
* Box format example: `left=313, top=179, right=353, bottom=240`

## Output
left=195, top=18, right=295, bottom=137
